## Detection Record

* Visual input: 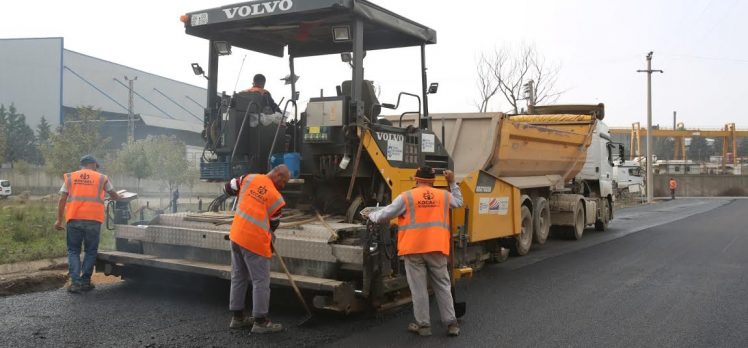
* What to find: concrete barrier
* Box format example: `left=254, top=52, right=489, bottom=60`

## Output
left=654, top=174, right=748, bottom=197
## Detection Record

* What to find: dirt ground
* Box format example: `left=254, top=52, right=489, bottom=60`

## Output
left=0, top=261, right=121, bottom=297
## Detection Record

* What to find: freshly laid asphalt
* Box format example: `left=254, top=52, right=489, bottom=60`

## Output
left=1, top=198, right=746, bottom=348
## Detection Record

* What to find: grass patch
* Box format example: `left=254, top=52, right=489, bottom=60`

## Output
left=0, top=200, right=116, bottom=264
left=0, top=201, right=65, bottom=264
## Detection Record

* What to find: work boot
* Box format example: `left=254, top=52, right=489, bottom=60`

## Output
left=447, top=323, right=460, bottom=337
left=81, top=281, right=95, bottom=292
left=251, top=318, right=283, bottom=334
left=67, top=283, right=82, bottom=294
left=407, top=323, right=432, bottom=336
left=229, top=316, right=254, bottom=329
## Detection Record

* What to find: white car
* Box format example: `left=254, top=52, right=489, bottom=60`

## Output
left=0, top=180, right=11, bottom=198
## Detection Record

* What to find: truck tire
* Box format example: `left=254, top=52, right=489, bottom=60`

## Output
left=567, top=201, right=585, bottom=240
left=594, top=199, right=610, bottom=231
left=512, top=206, right=534, bottom=256
left=532, top=197, right=551, bottom=245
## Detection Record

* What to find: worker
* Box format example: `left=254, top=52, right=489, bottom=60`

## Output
left=669, top=177, right=678, bottom=200
left=224, top=165, right=290, bottom=334
left=54, top=155, right=120, bottom=293
left=365, top=166, right=463, bottom=337
left=244, top=73, right=282, bottom=113
left=171, top=187, right=179, bottom=213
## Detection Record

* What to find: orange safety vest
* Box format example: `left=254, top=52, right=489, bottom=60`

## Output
left=229, top=174, right=285, bottom=258
left=397, top=186, right=452, bottom=256
left=64, top=169, right=108, bottom=223
left=669, top=179, right=678, bottom=190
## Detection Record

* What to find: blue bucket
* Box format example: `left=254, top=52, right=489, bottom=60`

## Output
left=270, top=153, right=285, bottom=168
left=283, top=152, right=301, bottom=179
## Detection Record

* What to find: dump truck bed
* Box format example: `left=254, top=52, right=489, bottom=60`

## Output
left=384, top=112, right=597, bottom=181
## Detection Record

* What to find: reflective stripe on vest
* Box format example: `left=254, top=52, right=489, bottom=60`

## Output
left=229, top=174, right=285, bottom=258
left=65, top=170, right=107, bottom=223
left=399, top=190, right=450, bottom=231
left=397, top=187, right=451, bottom=256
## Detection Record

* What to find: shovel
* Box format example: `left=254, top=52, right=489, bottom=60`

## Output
left=449, top=227, right=467, bottom=318
left=446, top=184, right=467, bottom=318
left=272, top=242, right=313, bottom=326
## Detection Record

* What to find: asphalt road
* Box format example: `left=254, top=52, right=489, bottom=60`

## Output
left=1, top=198, right=746, bottom=348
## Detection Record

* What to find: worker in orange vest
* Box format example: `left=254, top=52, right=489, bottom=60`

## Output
left=54, top=155, right=120, bottom=293
left=365, top=166, right=463, bottom=337
left=244, top=73, right=281, bottom=113
left=224, top=165, right=290, bottom=334
left=669, top=177, right=678, bottom=200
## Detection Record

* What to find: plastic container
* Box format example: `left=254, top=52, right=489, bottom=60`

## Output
left=270, top=153, right=285, bottom=168
left=283, top=152, right=301, bottom=178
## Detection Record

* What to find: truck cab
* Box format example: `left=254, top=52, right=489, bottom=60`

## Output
left=614, top=160, right=644, bottom=198
left=0, top=180, right=11, bottom=198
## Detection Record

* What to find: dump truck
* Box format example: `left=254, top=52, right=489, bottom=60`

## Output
left=384, top=104, right=623, bottom=269
left=97, top=0, right=623, bottom=313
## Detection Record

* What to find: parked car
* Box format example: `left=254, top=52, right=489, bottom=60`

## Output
left=0, top=180, right=11, bottom=198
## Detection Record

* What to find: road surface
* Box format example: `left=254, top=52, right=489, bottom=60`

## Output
left=1, top=198, right=746, bottom=347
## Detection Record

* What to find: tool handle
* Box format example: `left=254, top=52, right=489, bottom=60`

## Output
left=273, top=244, right=312, bottom=316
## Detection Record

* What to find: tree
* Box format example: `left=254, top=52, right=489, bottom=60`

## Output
left=13, top=160, right=32, bottom=189
left=42, top=106, right=109, bottom=178
left=475, top=44, right=563, bottom=114
left=0, top=104, right=39, bottom=166
left=36, top=116, right=52, bottom=145
left=141, top=135, right=190, bottom=196
left=0, top=122, right=6, bottom=165
left=113, top=139, right=153, bottom=194
left=687, top=136, right=710, bottom=162
left=653, top=137, right=675, bottom=160
left=739, top=138, right=748, bottom=158
left=33, top=116, right=53, bottom=165
left=474, top=53, right=500, bottom=113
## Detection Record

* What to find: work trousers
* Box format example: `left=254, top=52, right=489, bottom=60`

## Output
left=229, top=241, right=271, bottom=318
left=404, top=252, right=457, bottom=327
left=66, top=220, right=102, bottom=285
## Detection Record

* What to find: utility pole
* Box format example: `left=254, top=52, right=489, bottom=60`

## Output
left=673, top=111, right=676, bottom=130
left=637, top=52, right=663, bottom=203
left=124, top=75, right=138, bottom=143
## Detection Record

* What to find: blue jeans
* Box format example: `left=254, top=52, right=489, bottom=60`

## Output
left=66, top=220, right=102, bottom=285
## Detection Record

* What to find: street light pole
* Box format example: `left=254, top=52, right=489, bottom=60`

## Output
left=637, top=52, right=663, bottom=203
left=124, top=75, right=138, bottom=143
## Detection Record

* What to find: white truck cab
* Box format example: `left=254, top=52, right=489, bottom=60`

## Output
left=0, top=180, right=11, bottom=198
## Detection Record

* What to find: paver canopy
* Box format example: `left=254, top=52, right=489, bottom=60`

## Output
left=184, top=0, right=437, bottom=57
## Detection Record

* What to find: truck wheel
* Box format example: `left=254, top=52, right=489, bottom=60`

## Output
left=568, top=201, right=585, bottom=240
left=512, top=206, right=534, bottom=256
left=532, top=197, right=550, bottom=245
left=594, top=199, right=610, bottom=231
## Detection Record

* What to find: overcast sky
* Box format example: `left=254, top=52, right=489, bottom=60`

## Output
left=3, top=0, right=747, bottom=128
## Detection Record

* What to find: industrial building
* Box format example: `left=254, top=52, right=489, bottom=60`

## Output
left=0, top=37, right=205, bottom=163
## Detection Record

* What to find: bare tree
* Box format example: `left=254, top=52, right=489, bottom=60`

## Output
left=474, top=54, right=500, bottom=113
left=475, top=44, right=562, bottom=113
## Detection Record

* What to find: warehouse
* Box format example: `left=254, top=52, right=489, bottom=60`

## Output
left=0, top=37, right=205, bottom=155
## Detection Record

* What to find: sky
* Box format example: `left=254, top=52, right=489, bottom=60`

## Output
left=3, top=0, right=747, bottom=128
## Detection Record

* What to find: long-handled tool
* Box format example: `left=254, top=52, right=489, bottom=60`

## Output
left=271, top=242, right=313, bottom=326
left=448, top=210, right=467, bottom=318
left=446, top=183, right=467, bottom=318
